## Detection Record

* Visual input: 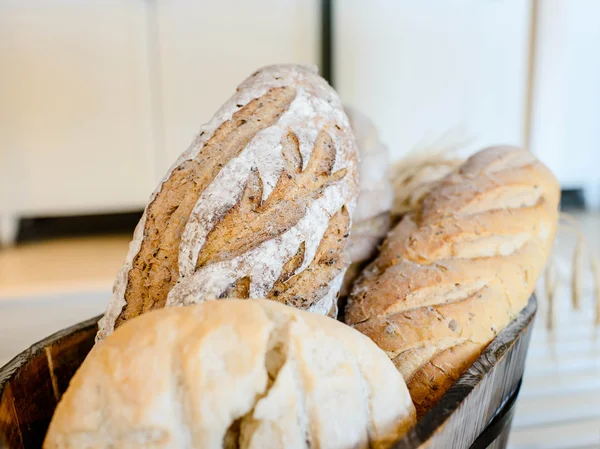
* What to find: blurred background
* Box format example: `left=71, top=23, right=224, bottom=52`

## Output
left=1, top=1, right=599, bottom=448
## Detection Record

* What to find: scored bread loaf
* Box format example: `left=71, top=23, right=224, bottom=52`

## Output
left=45, top=300, right=416, bottom=449
left=345, top=146, right=560, bottom=417
left=97, top=65, right=359, bottom=340
left=341, top=107, right=393, bottom=297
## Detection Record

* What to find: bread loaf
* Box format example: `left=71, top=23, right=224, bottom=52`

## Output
left=97, top=65, right=359, bottom=340
left=46, top=300, right=416, bottom=449
left=391, top=149, right=462, bottom=218
left=345, top=146, right=559, bottom=417
left=345, top=108, right=393, bottom=225
left=341, top=108, right=393, bottom=297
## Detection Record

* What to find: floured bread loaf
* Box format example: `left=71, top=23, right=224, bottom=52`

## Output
left=97, top=65, right=358, bottom=340
left=341, top=108, right=393, bottom=297
left=45, top=300, right=416, bottom=449
left=345, top=147, right=560, bottom=417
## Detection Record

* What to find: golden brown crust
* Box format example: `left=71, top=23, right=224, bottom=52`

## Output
left=116, top=87, right=296, bottom=326
left=267, top=206, right=350, bottom=310
left=404, top=341, right=482, bottom=417
left=345, top=146, right=560, bottom=417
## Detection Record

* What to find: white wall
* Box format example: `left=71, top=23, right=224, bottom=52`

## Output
left=0, top=0, right=320, bottom=238
left=0, top=1, right=156, bottom=216
left=154, top=0, right=319, bottom=173
left=335, top=0, right=533, bottom=160
left=529, top=0, right=600, bottom=207
left=3, top=0, right=600, bottom=225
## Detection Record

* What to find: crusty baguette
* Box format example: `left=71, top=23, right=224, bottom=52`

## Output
left=97, top=65, right=358, bottom=340
left=341, top=108, right=393, bottom=297
left=345, top=146, right=560, bottom=417
left=46, top=300, right=416, bottom=449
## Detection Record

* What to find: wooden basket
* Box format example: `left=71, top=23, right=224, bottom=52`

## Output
left=0, top=297, right=536, bottom=449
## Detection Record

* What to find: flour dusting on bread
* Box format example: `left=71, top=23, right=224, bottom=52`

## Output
left=97, top=65, right=358, bottom=340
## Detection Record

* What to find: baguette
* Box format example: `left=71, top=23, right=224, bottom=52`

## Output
left=97, top=65, right=358, bottom=340
left=341, top=108, right=393, bottom=297
left=345, top=146, right=560, bottom=416
left=46, top=300, right=416, bottom=449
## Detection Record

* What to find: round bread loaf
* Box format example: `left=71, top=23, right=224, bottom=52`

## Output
left=346, top=146, right=560, bottom=417
left=45, top=300, right=416, bottom=449
left=341, top=108, right=393, bottom=297
left=97, top=65, right=359, bottom=340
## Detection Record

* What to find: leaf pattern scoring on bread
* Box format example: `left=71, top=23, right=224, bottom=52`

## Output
left=97, top=65, right=358, bottom=340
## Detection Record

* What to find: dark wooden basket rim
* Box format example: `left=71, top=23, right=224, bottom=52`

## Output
left=0, top=296, right=537, bottom=449
left=392, top=295, right=537, bottom=448
left=0, top=315, right=101, bottom=392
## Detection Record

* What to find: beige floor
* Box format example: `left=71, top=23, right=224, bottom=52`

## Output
left=0, top=235, right=130, bottom=298
left=0, top=235, right=131, bottom=365
left=1, top=214, right=599, bottom=448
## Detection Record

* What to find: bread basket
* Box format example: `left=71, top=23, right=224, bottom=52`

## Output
left=0, top=296, right=536, bottom=449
